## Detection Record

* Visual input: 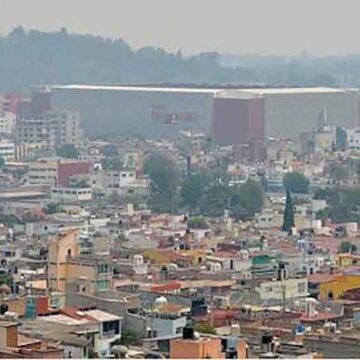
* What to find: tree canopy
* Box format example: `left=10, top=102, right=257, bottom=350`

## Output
left=194, top=323, right=217, bottom=335
left=102, top=157, right=123, bottom=171
left=0, top=273, right=12, bottom=287
left=329, top=163, right=349, bottom=182
left=102, top=144, right=119, bottom=157
left=0, top=27, right=249, bottom=92
left=42, top=203, right=61, bottom=214
left=282, top=190, right=295, bottom=232
left=180, top=172, right=209, bottom=212
left=199, top=181, right=263, bottom=219
left=144, top=152, right=179, bottom=213
left=314, top=187, right=360, bottom=223
left=187, top=217, right=208, bottom=229
left=283, top=172, right=309, bottom=193
left=338, top=241, right=357, bottom=254
left=56, top=144, right=79, bottom=159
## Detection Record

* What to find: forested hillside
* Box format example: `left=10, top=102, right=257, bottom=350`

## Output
left=1, top=27, right=360, bottom=92
left=0, top=27, right=250, bottom=92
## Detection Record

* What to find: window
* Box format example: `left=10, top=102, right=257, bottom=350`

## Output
left=97, top=279, right=109, bottom=290
left=97, top=264, right=109, bottom=274
left=297, top=282, right=306, bottom=294
left=102, top=320, right=120, bottom=335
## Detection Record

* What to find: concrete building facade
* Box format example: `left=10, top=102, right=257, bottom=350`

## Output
left=43, top=85, right=359, bottom=146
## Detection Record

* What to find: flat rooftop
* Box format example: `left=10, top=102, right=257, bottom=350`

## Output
left=45, top=85, right=357, bottom=97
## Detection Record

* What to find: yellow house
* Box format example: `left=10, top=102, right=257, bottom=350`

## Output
left=337, top=253, right=360, bottom=268
left=319, top=273, right=360, bottom=300
left=178, top=249, right=207, bottom=266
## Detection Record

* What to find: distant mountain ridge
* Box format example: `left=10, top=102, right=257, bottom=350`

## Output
left=1, top=27, right=360, bottom=92
left=0, top=27, right=250, bottom=92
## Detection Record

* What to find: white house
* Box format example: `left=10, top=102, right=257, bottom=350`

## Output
left=51, top=187, right=92, bottom=203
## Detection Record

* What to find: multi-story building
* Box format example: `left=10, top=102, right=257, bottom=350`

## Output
left=0, top=140, right=16, bottom=161
left=92, top=169, right=150, bottom=196
left=27, top=158, right=58, bottom=186
left=50, top=187, right=92, bottom=203
left=48, top=229, right=113, bottom=293
left=58, top=111, right=83, bottom=147
left=0, top=94, right=20, bottom=135
left=27, top=157, right=91, bottom=187
left=16, top=111, right=82, bottom=149
left=42, top=85, right=358, bottom=147
left=0, top=112, right=16, bottom=135
left=347, top=128, right=360, bottom=151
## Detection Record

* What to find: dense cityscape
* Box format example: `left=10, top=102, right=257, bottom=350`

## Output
left=3, top=1, right=360, bottom=359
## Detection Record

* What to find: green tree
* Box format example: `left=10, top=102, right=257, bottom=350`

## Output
left=42, top=203, right=61, bottom=214
left=200, top=184, right=229, bottom=217
left=0, top=156, right=5, bottom=169
left=315, top=207, right=331, bottom=221
left=187, top=217, right=208, bottom=229
left=72, top=178, right=89, bottom=188
left=57, top=144, right=79, bottom=159
left=144, top=152, right=179, bottom=213
left=282, top=189, right=295, bottom=232
left=102, top=157, right=123, bottom=171
left=115, top=329, right=141, bottom=346
left=180, top=172, right=208, bottom=212
left=283, top=172, right=309, bottom=193
left=329, top=163, right=349, bottom=183
left=102, top=144, right=118, bottom=157
left=22, top=211, right=41, bottom=223
left=194, top=323, right=217, bottom=335
left=0, top=274, right=12, bottom=286
left=229, top=182, right=263, bottom=221
left=336, top=126, right=347, bottom=151
left=338, top=241, right=357, bottom=254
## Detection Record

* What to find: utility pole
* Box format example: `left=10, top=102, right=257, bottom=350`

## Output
left=281, top=284, right=286, bottom=317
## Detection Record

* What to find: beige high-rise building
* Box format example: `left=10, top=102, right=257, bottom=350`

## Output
left=48, top=229, right=112, bottom=293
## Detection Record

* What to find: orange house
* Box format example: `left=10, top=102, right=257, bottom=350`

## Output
left=170, top=336, right=248, bottom=359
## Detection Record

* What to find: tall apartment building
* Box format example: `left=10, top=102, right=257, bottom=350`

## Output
left=48, top=229, right=112, bottom=293
left=0, top=112, right=16, bottom=135
left=0, top=94, right=19, bottom=135
left=16, top=111, right=83, bottom=149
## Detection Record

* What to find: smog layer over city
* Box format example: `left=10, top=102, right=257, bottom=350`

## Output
left=0, top=0, right=360, bottom=358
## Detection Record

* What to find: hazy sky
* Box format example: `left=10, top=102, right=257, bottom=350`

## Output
left=0, top=0, right=360, bottom=56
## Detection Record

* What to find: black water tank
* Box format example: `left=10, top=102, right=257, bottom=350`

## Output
left=262, top=333, right=273, bottom=344
left=0, top=303, right=8, bottom=315
left=183, top=327, right=194, bottom=339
